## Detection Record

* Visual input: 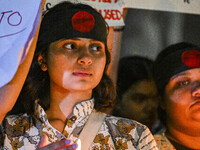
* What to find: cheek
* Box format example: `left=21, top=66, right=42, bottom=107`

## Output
left=130, top=103, right=144, bottom=112
left=48, top=57, right=63, bottom=74
left=122, top=98, right=143, bottom=112
left=149, top=100, right=159, bottom=109
left=47, top=54, right=72, bottom=85
left=165, top=85, right=191, bottom=105
left=94, top=57, right=106, bottom=77
left=164, top=94, right=188, bottom=124
left=62, top=71, right=72, bottom=86
left=99, top=57, right=106, bottom=69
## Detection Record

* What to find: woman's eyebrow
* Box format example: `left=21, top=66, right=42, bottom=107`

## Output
left=171, top=72, right=188, bottom=79
left=67, top=38, right=81, bottom=41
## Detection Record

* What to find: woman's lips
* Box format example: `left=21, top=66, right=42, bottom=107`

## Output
left=190, top=100, right=200, bottom=109
left=73, top=70, right=92, bottom=77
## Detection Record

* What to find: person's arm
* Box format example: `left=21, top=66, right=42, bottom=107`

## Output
left=0, top=28, right=39, bottom=123
left=0, top=0, right=46, bottom=124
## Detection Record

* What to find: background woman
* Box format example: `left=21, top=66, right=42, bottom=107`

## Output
left=153, top=42, right=200, bottom=149
left=113, top=56, right=161, bottom=134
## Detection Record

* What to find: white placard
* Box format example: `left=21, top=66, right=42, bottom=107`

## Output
left=0, top=0, right=42, bottom=87
left=44, top=0, right=125, bottom=26
left=124, top=0, right=200, bottom=15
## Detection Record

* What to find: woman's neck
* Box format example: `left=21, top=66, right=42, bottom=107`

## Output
left=47, top=82, right=92, bottom=118
left=166, top=126, right=200, bottom=149
left=50, top=91, right=92, bottom=115
left=45, top=84, right=92, bottom=133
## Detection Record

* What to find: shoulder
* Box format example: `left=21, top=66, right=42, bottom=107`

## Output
left=4, top=113, right=32, bottom=125
left=3, top=113, right=33, bottom=137
left=104, top=114, right=158, bottom=149
left=154, top=132, right=175, bottom=150
left=2, top=114, right=41, bottom=149
left=154, top=133, right=166, bottom=144
left=105, top=114, right=148, bottom=135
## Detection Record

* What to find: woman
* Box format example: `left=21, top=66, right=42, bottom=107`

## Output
left=113, top=56, right=161, bottom=134
left=0, top=2, right=158, bottom=150
left=153, top=42, right=200, bottom=149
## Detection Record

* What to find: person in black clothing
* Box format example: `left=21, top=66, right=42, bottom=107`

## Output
left=113, top=56, right=161, bottom=134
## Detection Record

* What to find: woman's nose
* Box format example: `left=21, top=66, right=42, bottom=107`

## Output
left=192, top=87, right=200, bottom=97
left=77, top=49, right=92, bottom=65
left=191, top=81, right=200, bottom=98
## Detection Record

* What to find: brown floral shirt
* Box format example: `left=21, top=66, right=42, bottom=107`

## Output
left=154, top=132, right=176, bottom=150
left=1, top=99, right=158, bottom=150
left=154, top=132, right=197, bottom=150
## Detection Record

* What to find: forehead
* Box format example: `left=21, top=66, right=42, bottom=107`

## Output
left=130, top=80, right=158, bottom=95
left=171, top=68, right=200, bottom=79
left=50, top=37, right=105, bottom=46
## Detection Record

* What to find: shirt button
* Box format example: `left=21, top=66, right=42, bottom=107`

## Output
left=70, top=116, right=77, bottom=121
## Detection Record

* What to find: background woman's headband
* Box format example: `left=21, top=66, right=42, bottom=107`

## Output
left=153, top=42, right=200, bottom=95
left=37, top=2, right=108, bottom=47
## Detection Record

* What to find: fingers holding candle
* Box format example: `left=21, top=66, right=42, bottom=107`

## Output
left=37, top=138, right=78, bottom=150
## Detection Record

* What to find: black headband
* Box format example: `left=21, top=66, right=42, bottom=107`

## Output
left=153, top=42, right=200, bottom=95
left=37, top=2, right=108, bottom=47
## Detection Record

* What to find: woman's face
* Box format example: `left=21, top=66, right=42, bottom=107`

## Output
left=121, top=80, right=159, bottom=129
left=164, top=68, right=200, bottom=135
left=46, top=38, right=106, bottom=93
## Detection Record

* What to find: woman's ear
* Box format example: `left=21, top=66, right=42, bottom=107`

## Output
left=38, top=54, right=47, bottom=71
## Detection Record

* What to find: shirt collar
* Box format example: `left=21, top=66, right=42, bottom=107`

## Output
left=34, top=98, right=95, bottom=124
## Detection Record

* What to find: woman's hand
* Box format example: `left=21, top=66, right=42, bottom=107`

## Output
left=37, top=135, right=78, bottom=150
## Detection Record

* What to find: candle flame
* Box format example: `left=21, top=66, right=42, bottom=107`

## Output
left=76, top=139, right=81, bottom=150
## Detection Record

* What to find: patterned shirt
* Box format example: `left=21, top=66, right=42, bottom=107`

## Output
left=2, top=99, right=158, bottom=150
left=154, top=132, right=197, bottom=150
left=154, top=132, right=176, bottom=150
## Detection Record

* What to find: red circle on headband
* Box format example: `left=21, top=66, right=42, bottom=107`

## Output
left=72, top=11, right=95, bottom=33
left=181, top=50, right=200, bottom=67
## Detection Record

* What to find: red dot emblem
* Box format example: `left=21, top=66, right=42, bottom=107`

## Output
left=72, top=11, right=95, bottom=33
left=181, top=50, right=200, bottom=67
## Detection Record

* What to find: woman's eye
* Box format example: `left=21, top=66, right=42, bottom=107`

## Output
left=89, top=44, right=102, bottom=52
left=131, top=94, right=147, bottom=103
left=177, top=80, right=190, bottom=87
left=63, top=43, right=76, bottom=50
